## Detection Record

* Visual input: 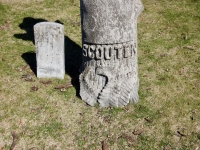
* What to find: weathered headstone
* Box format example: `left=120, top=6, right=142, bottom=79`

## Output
left=34, top=22, right=65, bottom=79
left=79, top=0, right=144, bottom=107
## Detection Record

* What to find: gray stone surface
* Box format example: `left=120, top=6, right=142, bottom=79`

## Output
left=34, top=22, right=65, bottom=79
left=79, top=0, right=143, bottom=107
left=80, top=0, right=143, bottom=44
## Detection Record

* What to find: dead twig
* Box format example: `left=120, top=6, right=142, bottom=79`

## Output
left=39, top=80, right=52, bottom=85
left=144, top=117, right=153, bottom=123
left=54, top=82, right=73, bottom=92
left=54, top=83, right=72, bottom=89
left=10, top=131, right=18, bottom=150
left=133, top=129, right=143, bottom=135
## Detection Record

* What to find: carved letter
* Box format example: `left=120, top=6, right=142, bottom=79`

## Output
left=104, top=45, right=112, bottom=60
left=88, top=45, right=95, bottom=59
left=115, top=44, right=123, bottom=59
left=124, top=43, right=131, bottom=58
left=131, top=43, right=136, bottom=56
left=96, top=45, right=104, bottom=60
left=83, top=44, right=88, bottom=57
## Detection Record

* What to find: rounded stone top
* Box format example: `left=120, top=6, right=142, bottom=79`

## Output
left=80, top=0, right=143, bottom=44
left=34, top=22, right=64, bottom=28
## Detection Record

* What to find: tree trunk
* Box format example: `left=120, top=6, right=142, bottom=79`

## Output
left=79, top=0, right=143, bottom=107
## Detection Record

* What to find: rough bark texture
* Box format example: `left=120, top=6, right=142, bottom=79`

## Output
left=34, top=22, right=65, bottom=79
left=79, top=0, right=143, bottom=107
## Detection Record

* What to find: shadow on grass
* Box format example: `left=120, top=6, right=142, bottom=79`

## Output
left=21, top=51, right=37, bottom=75
left=14, top=17, right=82, bottom=97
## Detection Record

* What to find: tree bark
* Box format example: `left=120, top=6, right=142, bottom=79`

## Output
left=79, top=0, right=143, bottom=107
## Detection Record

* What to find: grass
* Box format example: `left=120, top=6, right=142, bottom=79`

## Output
left=0, top=0, right=200, bottom=149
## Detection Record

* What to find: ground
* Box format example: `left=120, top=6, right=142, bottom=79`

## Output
left=0, top=0, right=200, bottom=149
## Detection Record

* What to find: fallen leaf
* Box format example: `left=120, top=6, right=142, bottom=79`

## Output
left=133, top=129, right=143, bottom=135
left=19, top=119, right=23, bottom=125
left=159, top=78, right=165, bottom=81
left=0, top=144, right=4, bottom=150
left=160, top=53, right=167, bottom=57
left=39, top=80, right=52, bottom=85
left=5, top=21, right=11, bottom=28
left=163, top=147, right=170, bottom=150
left=122, top=107, right=129, bottom=112
left=103, top=116, right=111, bottom=123
left=10, top=131, right=18, bottom=150
left=102, top=140, right=108, bottom=150
left=146, top=88, right=151, bottom=91
left=143, top=75, right=147, bottom=77
left=83, top=137, right=88, bottom=141
left=144, top=117, right=153, bottom=123
left=0, top=26, right=5, bottom=30
left=54, top=82, right=73, bottom=89
left=30, top=85, right=38, bottom=92
left=176, top=131, right=186, bottom=137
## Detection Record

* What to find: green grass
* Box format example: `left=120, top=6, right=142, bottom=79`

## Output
left=0, top=0, right=200, bottom=149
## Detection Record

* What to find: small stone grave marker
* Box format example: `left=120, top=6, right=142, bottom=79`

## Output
left=34, top=22, right=65, bottom=79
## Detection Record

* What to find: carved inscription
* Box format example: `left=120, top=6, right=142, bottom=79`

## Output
left=80, top=41, right=139, bottom=107
left=83, top=41, right=136, bottom=60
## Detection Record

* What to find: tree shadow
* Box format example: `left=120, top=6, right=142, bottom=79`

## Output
left=14, top=17, right=82, bottom=97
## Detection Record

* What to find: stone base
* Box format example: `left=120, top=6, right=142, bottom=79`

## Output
left=79, top=41, right=139, bottom=107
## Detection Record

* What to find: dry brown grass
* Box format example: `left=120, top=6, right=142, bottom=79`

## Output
left=0, top=0, right=200, bottom=149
